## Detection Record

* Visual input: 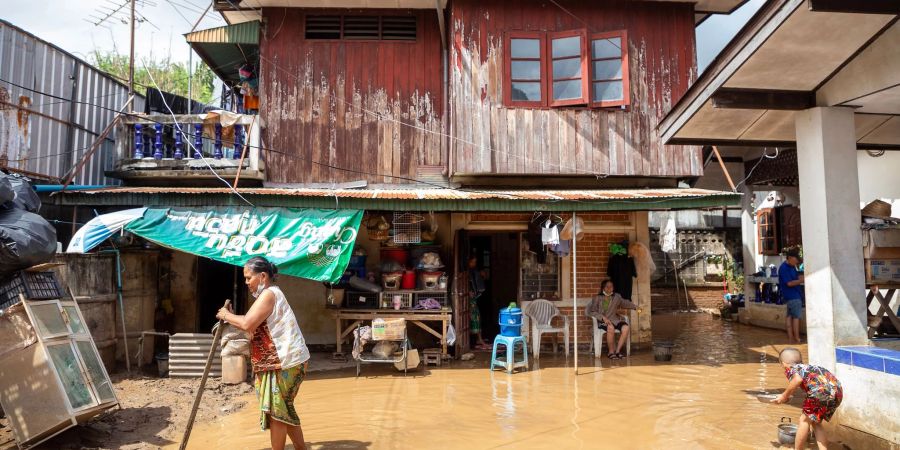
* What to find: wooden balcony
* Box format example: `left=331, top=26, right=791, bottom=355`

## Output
left=108, top=113, right=264, bottom=187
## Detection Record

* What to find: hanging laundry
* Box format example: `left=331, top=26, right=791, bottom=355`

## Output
left=549, top=224, right=570, bottom=257
left=541, top=219, right=560, bottom=245
left=607, top=253, right=637, bottom=300
left=661, top=212, right=677, bottom=253
left=528, top=214, right=548, bottom=263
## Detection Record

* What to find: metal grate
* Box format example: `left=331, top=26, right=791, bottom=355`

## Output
left=392, top=212, right=423, bottom=244
left=305, top=15, right=417, bottom=41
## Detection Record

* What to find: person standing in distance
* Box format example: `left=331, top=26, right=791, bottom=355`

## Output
left=779, top=248, right=805, bottom=344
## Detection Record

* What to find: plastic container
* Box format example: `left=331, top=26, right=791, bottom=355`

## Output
left=381, top=248, right=409, bottom=267
left=349, top=254, right=367, bottom=268
left=155, top=353, right=169, bottom=377
left=653, top=341, right=675, bottom=361
left=498, top=303, right=523, bottom=337
left=401, top=270, right=416, bottom=289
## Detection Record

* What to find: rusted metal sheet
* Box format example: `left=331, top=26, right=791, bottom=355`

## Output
left=259, top=8, right=444, bottom=185
left=0, top=20, right=144, bottom=185
left=449, top=0, right=703, bottom=178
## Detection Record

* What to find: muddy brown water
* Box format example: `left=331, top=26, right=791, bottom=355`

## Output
left=176, top=313, right=806, bottom=449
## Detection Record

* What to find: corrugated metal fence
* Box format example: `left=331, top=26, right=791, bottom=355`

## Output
left=0, top=20, right=145, bottom=185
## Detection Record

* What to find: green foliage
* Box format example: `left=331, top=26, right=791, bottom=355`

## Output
left=706, top=253, right=744, bottom=294
left=90, top=50, right=216, bottom=104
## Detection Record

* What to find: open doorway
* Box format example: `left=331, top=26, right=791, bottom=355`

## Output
left=196, top=258, right=244, bottom=332
left=468, top=232, right=520, bottom=344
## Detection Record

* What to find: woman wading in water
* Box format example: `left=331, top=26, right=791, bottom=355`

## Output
left=217, top=256, right=310, bottom=450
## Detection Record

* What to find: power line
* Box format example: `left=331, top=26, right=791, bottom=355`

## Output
left=0, top=76, right=723, bottom=207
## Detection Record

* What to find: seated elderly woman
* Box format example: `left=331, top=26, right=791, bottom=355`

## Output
left=586, top=279, right=638, bottom=359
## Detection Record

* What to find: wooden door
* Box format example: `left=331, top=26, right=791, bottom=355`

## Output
left=453, top=230, right=471, bottom=354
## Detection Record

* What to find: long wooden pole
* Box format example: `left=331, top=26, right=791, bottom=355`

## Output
left=712, top=146, right=736, bottom=192
left=179, top=299, right=231, bottom=450
left=57, top=96, right=134, bottom=193
left=573, top=211, right=578, bottom=373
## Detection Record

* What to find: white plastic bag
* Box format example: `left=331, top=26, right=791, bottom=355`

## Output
left=446, top=321, right=457, bottom=347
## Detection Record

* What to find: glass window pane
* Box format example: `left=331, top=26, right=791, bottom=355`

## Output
left=31, top=303, right=69, bottom=336
left=592, top=38, right=622, bottom=59
left=552, top=36, right=581, bottom=58
left=552, top=58, right=582, bottom=79
left=511, top=82, right=541, bottom=101
left=592, top=60, right=622, bottom=80
left=511, top=39, right=540, bottom=58
left=592, top=81, right=624, bottom=102
left=76, top=341, right=116, bottom=402
left=553, top=80, right=583, bottom=101
left=47, top=343, right=94, bottom=409
left=64, top=306, right=87, bottom=335
left=511, top=61, right=541, bottom=80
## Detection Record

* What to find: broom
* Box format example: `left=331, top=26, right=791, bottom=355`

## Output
left=179, top=299, right=230, bottom=450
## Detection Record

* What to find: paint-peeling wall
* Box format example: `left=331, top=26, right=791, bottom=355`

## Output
left=0, top=21, right=144, bottom=184
left=449, top=0, right=703, bottom=178
left=259, top=8, right=444, bottom=185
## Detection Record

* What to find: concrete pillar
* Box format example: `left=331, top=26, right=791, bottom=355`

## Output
left=740, top=185, right=758, bottom=295
left=795, top=107, right=868, bottom=370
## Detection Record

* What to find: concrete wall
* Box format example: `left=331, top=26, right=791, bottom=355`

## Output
left=169, top=251, right=198, bottom=333
left=277, top=275, right=333, bottom=347
left=832, top=364, right=900, bottom=448
left=857, top=151, right=900, bottom=208
left=741, top=302, right=806, bottom=334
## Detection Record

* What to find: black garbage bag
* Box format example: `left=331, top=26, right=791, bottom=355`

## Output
left=0, top=208, right=57, bottom=276
left=0, top=173, right=40, bottom=213
left=0, top=175, right=13, bottom=205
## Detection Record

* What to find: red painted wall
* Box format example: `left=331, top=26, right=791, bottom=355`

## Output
left=449, top=0, right=702, bottom=178
left=259, top=8, right=444, bottom=184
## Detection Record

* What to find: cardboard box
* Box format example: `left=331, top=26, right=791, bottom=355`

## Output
left=863, top=228, right=900, bottom=259
left=866, top=259, right=900, bottom=284
left=372, top=318, right=405, bottom=341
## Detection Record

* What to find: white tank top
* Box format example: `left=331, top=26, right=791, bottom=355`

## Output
left=250, top=285, right=310, bottom=371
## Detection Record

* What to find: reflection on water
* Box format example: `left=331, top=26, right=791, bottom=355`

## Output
left=178, top=313, right=805, bottom=450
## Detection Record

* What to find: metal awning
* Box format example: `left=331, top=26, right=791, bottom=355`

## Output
left=185, top=21, right=260, bottom=84
left=53, top=187, right=740, bottom=211
left=659, top=0, right=900, bottom=150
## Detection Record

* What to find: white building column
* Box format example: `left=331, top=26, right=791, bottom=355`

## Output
left=795, top=107, right=868, bottom=370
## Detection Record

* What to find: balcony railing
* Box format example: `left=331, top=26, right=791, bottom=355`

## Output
left=110, top=113, right=264, bottom=185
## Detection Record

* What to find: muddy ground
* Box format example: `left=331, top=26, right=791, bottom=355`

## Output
left=0, top=372, right=254, bottom=450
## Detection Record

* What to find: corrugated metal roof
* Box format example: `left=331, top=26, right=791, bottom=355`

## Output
left=55, top=187, right=740, bottom=211
left=185, top=21, right=260, bottom=45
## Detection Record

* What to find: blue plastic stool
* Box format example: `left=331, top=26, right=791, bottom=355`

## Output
left=490, top=335, right=528, bottom=373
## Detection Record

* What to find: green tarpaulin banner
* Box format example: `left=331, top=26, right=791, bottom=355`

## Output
left=125, top=207, right=363, bottom=283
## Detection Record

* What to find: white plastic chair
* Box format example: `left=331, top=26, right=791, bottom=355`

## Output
left=525, top=299, right=570, bottom=358
left=590, top=314, right=631, bottom=358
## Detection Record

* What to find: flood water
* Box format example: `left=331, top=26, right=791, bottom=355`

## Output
left=180, top=313, right=807, bottom=449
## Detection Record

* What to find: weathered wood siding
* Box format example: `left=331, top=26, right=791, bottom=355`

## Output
left=260, top=8, right=444, bottom=184
left=450, top=0, right=703, bottom=178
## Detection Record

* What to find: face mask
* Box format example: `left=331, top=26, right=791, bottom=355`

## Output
left=252, top=279, right=266, bottom=298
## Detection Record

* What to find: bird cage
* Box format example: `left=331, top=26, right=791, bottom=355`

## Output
left=392, top=212, right=424, bottom=244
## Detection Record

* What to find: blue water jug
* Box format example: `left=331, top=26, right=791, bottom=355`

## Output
left=498, top=302, right=523, bottom=337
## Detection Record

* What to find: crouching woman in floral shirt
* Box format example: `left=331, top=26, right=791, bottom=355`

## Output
left=773, top=348, right=843, bottom=450
left=217, top=256, right=311, bottom=450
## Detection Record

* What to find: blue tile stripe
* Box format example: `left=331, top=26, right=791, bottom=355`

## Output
left=836, top=346, right=900, bottom=376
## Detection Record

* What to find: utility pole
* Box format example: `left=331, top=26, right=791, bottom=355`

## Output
left=128, top=0, right=136, bottom=113
left=187, top=2, right=212, bottom=113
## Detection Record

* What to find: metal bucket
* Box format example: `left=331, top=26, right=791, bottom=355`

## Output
left=653, top=341, right=675, bottom=361
left=156, top=354, right=169, bottom=377
left=778, top=417, right=797, bottom=445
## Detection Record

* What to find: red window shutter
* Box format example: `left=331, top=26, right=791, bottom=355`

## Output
left=547, top=29, right=589, bottom=107
left=505, top=31, right=546, bottom=108
left=589, top=30, right=630, bottom=108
